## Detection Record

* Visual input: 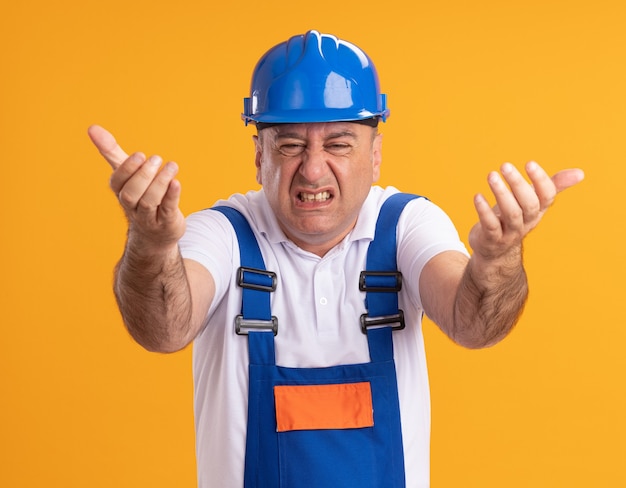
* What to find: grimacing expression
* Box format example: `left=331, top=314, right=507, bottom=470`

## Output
left=254, top=121, right=382, bottom=256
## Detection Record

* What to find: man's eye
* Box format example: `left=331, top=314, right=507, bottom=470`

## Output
left=326, top=144, right=351, bottom=155
left=279, top=144, right=305, bottom=156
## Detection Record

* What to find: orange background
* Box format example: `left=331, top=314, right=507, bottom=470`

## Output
left=1, top=0, right=624, bottom=486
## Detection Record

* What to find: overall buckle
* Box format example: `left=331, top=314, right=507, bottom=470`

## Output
left=360, top=310, right=405, bottom=334
left=237, top=266, right=277, bottom=292
left=236, top=266, right=278, bottom=335
left=359, top=271, right=402, bottom=293
left=235, top=315, right=279, bottom=336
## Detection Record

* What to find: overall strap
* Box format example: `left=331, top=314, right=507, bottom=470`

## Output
left=211, top=206, right=277, bottom=365
left=361, top=193, right=424, bottom=361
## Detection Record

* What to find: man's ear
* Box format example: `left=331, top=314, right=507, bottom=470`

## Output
left=253, top=134, right=262, bottom=185
left=372, top=132, right=383, bottom=183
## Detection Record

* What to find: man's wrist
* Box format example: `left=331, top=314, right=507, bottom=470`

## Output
left=468, top=245, right=525, bottom=286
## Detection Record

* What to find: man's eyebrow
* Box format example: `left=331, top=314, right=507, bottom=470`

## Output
left=326, top=131, right=358, bottom=140
left=274, top=130, right=358, bottom=141
left=274, top=132, right=306, bottom=141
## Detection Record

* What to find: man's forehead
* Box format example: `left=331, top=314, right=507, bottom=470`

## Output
left=268, top=121, right=371, bottom=139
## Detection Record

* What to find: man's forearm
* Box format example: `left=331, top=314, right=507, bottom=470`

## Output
left=114, top=240, right=193, bottom=353
left=451, top=247, right=529, bottom=349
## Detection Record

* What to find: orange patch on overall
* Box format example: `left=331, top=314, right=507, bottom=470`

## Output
left=274, top=382, right=374, bottom=432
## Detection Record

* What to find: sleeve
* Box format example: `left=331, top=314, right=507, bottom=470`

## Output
left=178, top=209, right=237, bottom=313
left=396, top=198, right=469, bottom=311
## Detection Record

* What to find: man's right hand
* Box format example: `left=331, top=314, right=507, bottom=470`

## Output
left=88, top=125, right=186, bottom=253
left=88, top=125, right=209, bottom=352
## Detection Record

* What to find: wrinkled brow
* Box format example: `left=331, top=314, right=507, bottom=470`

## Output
left=274, top=130, right=358, bottom=141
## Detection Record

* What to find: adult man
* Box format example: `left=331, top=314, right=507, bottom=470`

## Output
left=89, top=30, right=583, bottom=488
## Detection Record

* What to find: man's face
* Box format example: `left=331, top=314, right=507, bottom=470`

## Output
left=254, top=121, right=383, bottom=256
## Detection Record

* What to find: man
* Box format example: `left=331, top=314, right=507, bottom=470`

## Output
left=89, top=30, right=583, bottom=488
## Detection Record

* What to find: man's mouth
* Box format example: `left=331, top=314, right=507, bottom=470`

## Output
left=298, top=191, right=331, bottom=202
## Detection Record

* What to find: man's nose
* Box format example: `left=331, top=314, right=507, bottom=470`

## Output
left=299, top=148, right=329, bottom=182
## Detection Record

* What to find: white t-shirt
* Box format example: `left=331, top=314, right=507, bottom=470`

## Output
left=179, top=185, right=468, bottom=488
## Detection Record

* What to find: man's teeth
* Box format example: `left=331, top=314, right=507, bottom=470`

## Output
left=299, top=191, right=330, bottom=202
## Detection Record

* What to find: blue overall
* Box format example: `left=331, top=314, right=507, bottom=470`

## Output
left=213, top=193, right=421, bottom=488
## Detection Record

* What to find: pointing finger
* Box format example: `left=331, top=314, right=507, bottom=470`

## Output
left=551, top=168, right=585, bottom=193
left=87, top=125, right=129, bottom=170
left=525, top=162, right=585, bottom=210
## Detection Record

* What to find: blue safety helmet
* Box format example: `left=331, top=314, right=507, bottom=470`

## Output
left=242, top=30, right=389, bottom=126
